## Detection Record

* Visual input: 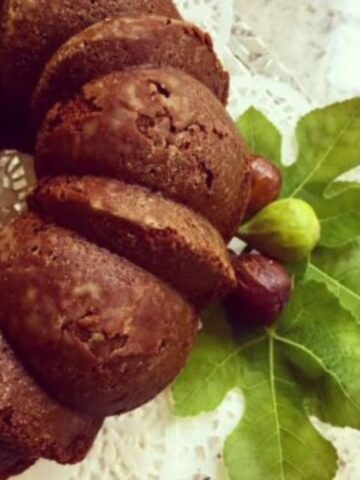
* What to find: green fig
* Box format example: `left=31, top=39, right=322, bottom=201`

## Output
left=238, top=198, right=321, bottom=262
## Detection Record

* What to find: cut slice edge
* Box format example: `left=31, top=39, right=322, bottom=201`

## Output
left=31, top=15, right=229, bottom=126
left=29, top=175, right=236, bottom=306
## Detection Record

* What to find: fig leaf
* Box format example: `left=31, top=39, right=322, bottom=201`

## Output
left=173, top=102, right=360, bottom=480
left=240, top=101, right=360, bottom=248
left=174, top=282, right=360, bottom=480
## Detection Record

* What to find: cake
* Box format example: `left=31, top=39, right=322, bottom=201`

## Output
left=0, top=213, right=198, bottom=417
left=0, top=0, right=181, bottom=122
left=35, top=68, right=246, bottom=239
left=0, top=1, right=253, bottom=477
left=0, top=443, right=34, bottom=480
left=0, top=330, right=102, bottom=466
left=29, top=175, right=236, bottom=306
left=31, top=16, right=230, bottom=127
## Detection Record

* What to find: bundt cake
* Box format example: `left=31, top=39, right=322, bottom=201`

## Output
left=0, top=0, right=252, bottom=477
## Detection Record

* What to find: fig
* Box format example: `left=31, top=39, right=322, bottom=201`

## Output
left=245, top=155, right=282, bottom=219
left=225, top=253, right=293, bottom=328
left=238, top=198, right=321, bottom=262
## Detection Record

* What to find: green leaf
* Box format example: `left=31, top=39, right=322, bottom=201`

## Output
left=224, top=340, right=336, bottom=480
left=277, top=282, right=360, bottom=427
left=174, top=282, right=360, bottom=479
left=237, top=104, right=360, bottom=313
left=173, top=104, right=360, bottom=480
left=237, top=107, right=282, bottom=166
left=309, top=239, right=360, bottom=321
left=325, top=179, right=360, bottom=198
left=287, top=257, right=309, bottom=280
left=282, top=99, right=360, bottom=247
left=173, top=304, right=240, bottom=416
left=239, top=102, right=360, bottom=248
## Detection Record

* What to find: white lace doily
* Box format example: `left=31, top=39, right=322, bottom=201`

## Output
left=2, top=0, right=359, bottom=478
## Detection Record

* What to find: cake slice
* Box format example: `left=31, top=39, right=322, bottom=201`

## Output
left=0, top=0, right=181, bottom=121
left=31, top=16, right=229, bottom=126
left=0, top=330, right=102, bottom=466
left=30, top=175, right=236, bottom=306
left=0, top=443, right=35, bottom=480
left=35, top=69, right=248, bottom=240
left=0, top=213, right=198, bottom=417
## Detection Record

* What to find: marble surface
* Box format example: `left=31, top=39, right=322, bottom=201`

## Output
left=235, top=0, right=360, bottom=105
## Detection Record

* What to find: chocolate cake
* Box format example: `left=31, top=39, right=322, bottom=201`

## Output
left=0, top=443, right=35, bottom=480
left=35, top=68, right=247, bottom=239
left=0, top=0, right=181, bottom=121
left=0, top=213, right=199, bottom=417
left=0, top=330, right=102, bottom=464
left=29, top=176, right=236, bottom=306
left=0, top=1, right=252, bottom=476
left=31, top=16, right=230, bottom=126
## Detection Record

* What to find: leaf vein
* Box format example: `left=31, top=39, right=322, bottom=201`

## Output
left=289, top=108, right=359, bottom=198
left=319, top=204, right=360, bottom=223
left=176, top=336, right=267, bottom=406
left=274, top=334, right=360, bottom=414
left=269, top=337, right=286, bottom=480
left=309, top=264, right=360, bottom=317
left=283, top=458, right=307, bottom=479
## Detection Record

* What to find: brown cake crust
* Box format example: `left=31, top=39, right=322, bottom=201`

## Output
left=0, top=0, right=181, bottom=121
left=0, top=213, right=198, bottom=417
left=29, top=176, right=236, bottom=306
left=31, top=16, right=230, bottom=126
left=0, top=330, right=102, bottom=464
left=0, top=443, right=35, bottom=480
left=35, top=69, right=248, bottom=240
